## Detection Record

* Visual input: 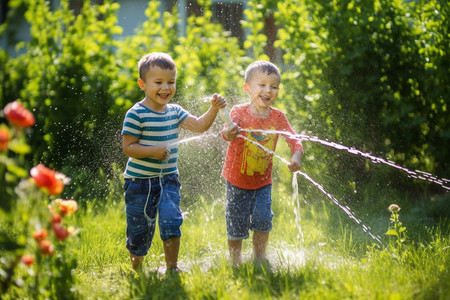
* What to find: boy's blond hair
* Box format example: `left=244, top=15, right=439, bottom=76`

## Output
left=138, top=52, right=176, bottom=80
left=244, top=60, right=280, bottom=83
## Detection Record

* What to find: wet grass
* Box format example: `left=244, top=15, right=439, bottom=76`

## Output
left=68, top=187, right=449, bottom=300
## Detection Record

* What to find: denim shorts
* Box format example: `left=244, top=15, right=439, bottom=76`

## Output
left=225, top=181, right=274, bottom=240
left=124, top=173, right=182, bottom=256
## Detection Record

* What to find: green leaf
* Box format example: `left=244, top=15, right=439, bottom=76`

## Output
left=385, top=229, right=398, bottom=236
left=8, top=140, right=31, bottom=154
left=0, top=232, right=25, bottom=252
left=6, top=163, right=28, bottom=178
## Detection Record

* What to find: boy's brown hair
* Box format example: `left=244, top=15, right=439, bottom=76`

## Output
left=244, top=60, right=280, bottom=83
left=138, top=52, right=176, bottom=80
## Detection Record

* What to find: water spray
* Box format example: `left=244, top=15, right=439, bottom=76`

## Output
left=202, top=94, right=233, bottom=127
left=169, top=112, right=448, bottom=246
left=237, top=133, right=383, bottom=245
left=240, top=129, right=450, bottom=191
left=219, top=107, right=233, bottom=126
left=171, top=125, right=447, bottom=246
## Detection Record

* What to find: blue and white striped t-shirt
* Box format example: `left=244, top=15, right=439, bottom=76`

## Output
left=122, top=102, right=189, bottom=178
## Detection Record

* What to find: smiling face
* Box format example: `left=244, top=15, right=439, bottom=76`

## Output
left=138, top=66, right=176, bottom=112
left=244, top=70, right=280, bottom=115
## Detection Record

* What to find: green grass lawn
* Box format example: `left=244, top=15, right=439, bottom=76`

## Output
left=67, top=189, right=449, bottom=300
left=1, top=162, right=448, bottom=299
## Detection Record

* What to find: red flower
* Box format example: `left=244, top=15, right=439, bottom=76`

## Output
left=30, top=164, right=65, bottom=195
left=32, top=229, right=48, bottom=241
left=21, top=254, right=35, bottom=266
left=55, top=199, right=78, bottom=215
left=3, top=100, right=35, bottom=128
left=38, top=240, right=55, bottom=255
left=52, top=223, right=69, bottom=241
left=0, top=128, right=8, bottom=151
left=51, top=213, right=62, bottom=224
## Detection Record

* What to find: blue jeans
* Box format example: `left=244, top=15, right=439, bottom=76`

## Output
left=225, top=181, right=274, bottom=240
left=124, top=173, right=182, bottom=256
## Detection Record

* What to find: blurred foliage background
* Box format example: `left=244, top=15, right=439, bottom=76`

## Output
left=0, top=0, right=448, bottom=204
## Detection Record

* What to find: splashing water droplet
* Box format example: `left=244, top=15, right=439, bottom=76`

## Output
left=241, top=129, right=450, bottom=191
left=237, top=132, right=382, bottom=245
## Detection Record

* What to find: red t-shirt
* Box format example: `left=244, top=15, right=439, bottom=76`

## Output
left=222, top=104, right=303, bottom=190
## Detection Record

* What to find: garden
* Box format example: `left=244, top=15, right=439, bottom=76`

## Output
left=1, top=0, right=449, bottom=299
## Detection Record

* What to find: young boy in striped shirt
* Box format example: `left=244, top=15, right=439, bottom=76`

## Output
left=122, top=52, right=226, bottom=272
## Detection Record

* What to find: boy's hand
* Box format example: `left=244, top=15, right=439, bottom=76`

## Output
left=223, top=122, right=240, bottom=141
left=288, top=151, right=302, bottom=172
left=210, top=93, right=227, bottom=110
left=154, top=147, right=171, bottom=161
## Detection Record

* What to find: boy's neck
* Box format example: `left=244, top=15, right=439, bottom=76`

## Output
left=141, top=98, right=167, bottom=112
left=249, top=103, right=270, bottom=118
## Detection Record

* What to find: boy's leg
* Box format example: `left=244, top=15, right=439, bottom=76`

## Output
left=163, top=236, right=180, bottom=271
left=228, top=239, right=243, bottom=265
left=158, top=174, right=183, bottom=272
left=124, top=178, right=158, bottom=271
left=226, top=182, right=251, bottom=266
left=253, top=231, right=269, bottom=261
left=251, top=184, right=273, bottom=262
left=130, top=253, right=144, bottom=270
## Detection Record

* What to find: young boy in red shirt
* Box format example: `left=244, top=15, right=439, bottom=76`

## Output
left=221, top=60, right=303, bottom=265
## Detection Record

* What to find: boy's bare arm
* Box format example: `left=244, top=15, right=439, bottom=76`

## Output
left=180, top=94, right=227, bottom=133
left=122, top=134, right=170, bottom=161
left=288, top=150, right=302, bottom=172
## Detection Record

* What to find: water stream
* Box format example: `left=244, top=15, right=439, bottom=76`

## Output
left=176, top=128, right=449, bottom=247
left=236, top=133, right=383, bottom=245
left=241, top=129, right=450, bottom=191
left=168, top=132, right=220, bottom=148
